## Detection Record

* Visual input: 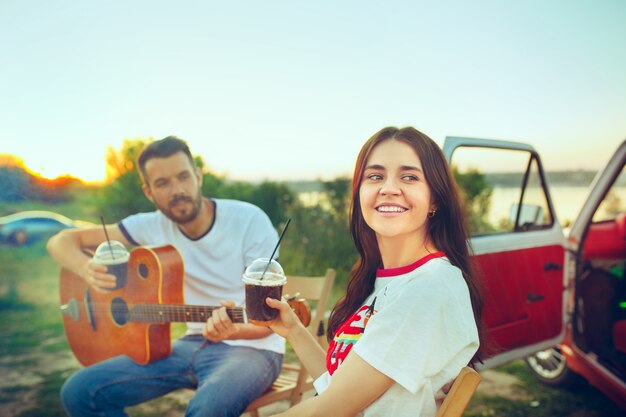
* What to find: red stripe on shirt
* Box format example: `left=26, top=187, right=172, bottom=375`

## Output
left=376, top=251, right=446, bottom=278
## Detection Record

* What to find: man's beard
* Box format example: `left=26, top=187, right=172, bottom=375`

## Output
left=159, top=190, right=203, bottom=224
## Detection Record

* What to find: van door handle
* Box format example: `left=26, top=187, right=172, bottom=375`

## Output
left=528, top=293, right=545, bottom=302
left=544, top=262, right=562, bottom=271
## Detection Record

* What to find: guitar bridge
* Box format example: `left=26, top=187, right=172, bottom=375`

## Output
left=60, top=298, right=79, bottom=321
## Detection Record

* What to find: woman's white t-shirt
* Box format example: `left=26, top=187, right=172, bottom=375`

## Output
left=315, top=252, right=479, bottom=417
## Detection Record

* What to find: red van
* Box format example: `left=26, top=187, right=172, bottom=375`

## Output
left=444, top=137, right=626, bottom=410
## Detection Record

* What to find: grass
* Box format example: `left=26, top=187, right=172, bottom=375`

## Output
left=0, top=189, right=101, bottom=223
left=15, top=371, right=69, bottom=417
left=1, top=206, right=624, bottom=416
left=465, top=361, right=625, bottom=417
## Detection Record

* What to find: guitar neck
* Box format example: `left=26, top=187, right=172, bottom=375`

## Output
left=128, top=304, right=247, bottom=324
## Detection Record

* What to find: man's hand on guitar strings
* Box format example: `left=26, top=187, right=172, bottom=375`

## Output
left=202, top=300, right=240, bottom=342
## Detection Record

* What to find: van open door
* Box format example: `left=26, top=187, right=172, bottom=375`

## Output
left=526, top=140, right=626, bottom=396
left=443, top=137, right=569, bottom=369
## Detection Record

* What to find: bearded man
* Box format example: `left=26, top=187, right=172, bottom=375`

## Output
left=47, top=136, right=282, bottom=417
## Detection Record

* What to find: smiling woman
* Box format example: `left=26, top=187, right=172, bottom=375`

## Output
left=263, top=126, right=485, bottom=417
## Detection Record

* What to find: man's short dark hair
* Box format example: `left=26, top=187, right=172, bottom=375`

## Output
left=137, top=136, right=195, bottom=182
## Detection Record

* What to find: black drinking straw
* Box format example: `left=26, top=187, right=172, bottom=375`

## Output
left=260, top=218, right=291, bottom=280
left=100, top=216, right=116, bottom=260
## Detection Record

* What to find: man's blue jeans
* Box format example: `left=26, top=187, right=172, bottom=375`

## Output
left=61, top=335, right=283, bottom=417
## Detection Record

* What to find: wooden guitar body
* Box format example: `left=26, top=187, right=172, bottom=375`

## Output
left=60, top=245, right=184, bottom=366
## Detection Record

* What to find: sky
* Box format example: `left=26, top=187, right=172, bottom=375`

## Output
left=1, top=0, right=625, bottom=183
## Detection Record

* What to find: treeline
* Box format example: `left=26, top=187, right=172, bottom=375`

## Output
left=0, top=163, right=83, bottom=203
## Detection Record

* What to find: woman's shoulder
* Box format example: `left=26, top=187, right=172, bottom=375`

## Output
left=405, top=257, right=463, bottom=284
left=385, top=258, right=468, bottom=302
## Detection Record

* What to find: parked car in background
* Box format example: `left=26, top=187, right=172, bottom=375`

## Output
left=444, top=137, right=626, bottom=410
left=0, top=210, right=84, bottom=246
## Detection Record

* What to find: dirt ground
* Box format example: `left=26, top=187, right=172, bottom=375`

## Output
left=0, top=335, right=523, bottom=417
left=247, top=369, right=526, bottom=416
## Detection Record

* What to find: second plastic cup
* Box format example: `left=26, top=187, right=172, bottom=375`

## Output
left=243, top=258, right=287, bottom=326
left=93, top=240, right=130, bottom=290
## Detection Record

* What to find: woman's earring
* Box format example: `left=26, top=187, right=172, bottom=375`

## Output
left=428, top=209, right=437, bottom=218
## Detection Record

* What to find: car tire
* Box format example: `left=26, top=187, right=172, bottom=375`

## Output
left=10, top=230, right=28, bottom=246
left=525, top=346, right=580, bottom=387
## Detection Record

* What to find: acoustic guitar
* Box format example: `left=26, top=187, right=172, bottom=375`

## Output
left=59, top=245, right=309, bottom=366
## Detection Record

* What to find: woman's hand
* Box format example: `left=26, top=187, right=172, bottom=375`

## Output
left=266, top=297, right=303, bottom=339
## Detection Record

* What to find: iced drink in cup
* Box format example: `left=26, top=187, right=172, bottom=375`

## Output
left=243, top=258, right=287, bottom=326
left=93, top=240, right=130, bottom=290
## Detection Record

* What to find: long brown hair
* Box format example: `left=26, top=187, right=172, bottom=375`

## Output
left=326, top=126, right=486, bottom=363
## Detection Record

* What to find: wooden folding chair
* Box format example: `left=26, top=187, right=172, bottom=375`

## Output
left=243, top=268, right=336, bottom=417
left=435, top=366, right=481, bottom=417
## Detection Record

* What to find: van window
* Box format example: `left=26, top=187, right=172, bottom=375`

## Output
left=451, top=146, right=553, bottom=236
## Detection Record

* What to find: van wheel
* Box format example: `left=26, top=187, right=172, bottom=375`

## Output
left=525, top=346, right=579, bottom=387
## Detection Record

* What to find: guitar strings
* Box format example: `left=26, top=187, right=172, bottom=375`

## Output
left=131, top=305, right=246, bottom=323
left=81, top=304, right=247, bottom=323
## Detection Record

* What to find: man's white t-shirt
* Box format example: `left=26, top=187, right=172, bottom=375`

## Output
left=119, top=198, right=285, bottom=354
left=315, top=252, right=479, bottom=417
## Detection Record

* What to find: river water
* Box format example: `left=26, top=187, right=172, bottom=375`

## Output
left=491, top=185, right=626, bottom=227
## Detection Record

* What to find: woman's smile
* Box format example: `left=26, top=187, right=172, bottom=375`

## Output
left=375, top=203, right=408, bottom=215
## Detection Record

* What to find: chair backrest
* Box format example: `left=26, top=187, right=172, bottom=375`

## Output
left=435, top=366, right=481, bottom=417
left=283, top=268, right=336, bottom=347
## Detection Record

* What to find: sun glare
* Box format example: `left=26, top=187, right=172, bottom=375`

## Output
left=21, top=156, right=106, bottom=184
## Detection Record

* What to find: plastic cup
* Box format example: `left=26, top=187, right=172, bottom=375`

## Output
left=93, top=240, right=130, bottom=290
left=243, top=258, right=287, bottom=326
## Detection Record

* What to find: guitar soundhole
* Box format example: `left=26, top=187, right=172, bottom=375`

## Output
left=111, top=297, right=129, bottom=326
left=138, top=263, right=149, bottom=280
